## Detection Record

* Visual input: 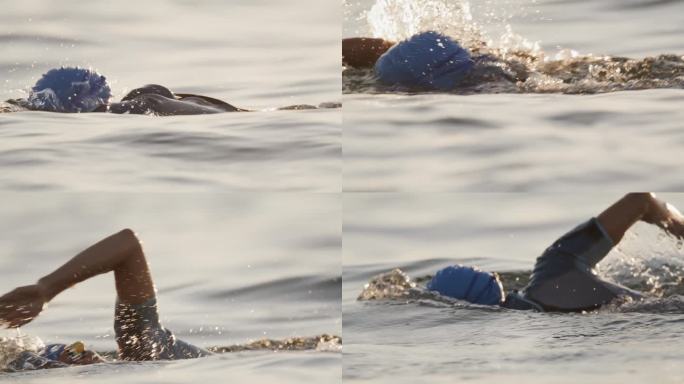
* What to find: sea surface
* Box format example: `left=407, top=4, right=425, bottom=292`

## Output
left=0, top=194, right=341, bottom=383
left=343, top=193, right=684, bottom=383
left=343, top=0, right=684, bottom=192
left=0, top=0, right=341, bottom=192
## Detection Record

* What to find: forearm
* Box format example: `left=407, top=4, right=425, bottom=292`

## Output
left=37, top=229, right=148, bottom=302
left=597, top=193, right=682, bottom=244
left=342, top=37, right=395, bottom=68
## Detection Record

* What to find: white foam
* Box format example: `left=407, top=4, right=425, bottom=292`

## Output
left=0, top=330, right=45, bottom=370
left=598, top=222, right=684, bottom=297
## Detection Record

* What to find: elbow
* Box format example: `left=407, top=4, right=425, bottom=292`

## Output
left=117, top=228, right=143, bottom=251
left=625, top=192, right=656, bottom=204
left=118, top=228, right=136, bottom=238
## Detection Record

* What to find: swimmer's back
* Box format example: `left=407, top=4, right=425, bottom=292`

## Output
left=522, top=218, right=642, bottom=312
left=114, top=298, right=211, bottom=360
left=102, top=84, right=246, bottom=115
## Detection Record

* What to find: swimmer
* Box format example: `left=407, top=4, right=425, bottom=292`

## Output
left=3, top=67, right=330, bottom=115
left=343, top=31, right=482, bottom=91
left=343, top=32, right=684, bottom=93
left=0, top=229, right=211, bottom=371
left=425, top=193, right=684, bottom=312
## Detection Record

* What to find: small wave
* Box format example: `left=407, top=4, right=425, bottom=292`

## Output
left=207, top=334, right=341, bottom=353
left=0, top=101, right=24, bottom=114
left=602, top=295, right=684, bottom=313
left=0, top=34, right=87, bottom=45
left=610, top=0, right=682, bottom=11
left=0, top=333, right=340, bottom=372
left=205, top=275, right=341, bottom=302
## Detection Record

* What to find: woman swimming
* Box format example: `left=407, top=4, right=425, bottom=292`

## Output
left=343, top=32, right=478, bottom=91
left=3, top=67, right=329, bottom=115
left=0, top=229, right=211, bottom=371
left=343, top=32, right=684, bottom=94
left=363, top=193, right=684, bottom=312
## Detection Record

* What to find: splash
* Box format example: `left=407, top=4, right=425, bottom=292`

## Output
left=207, top=334, right=342, bottom=353
left=0, top=100, right=26, bottom=113
left=605, top=295, right=684, bottom=313
left=357, top=269, right=471, bottom=306
left=597, top=222, right=684, bottom=298
left=0, top=331, right=45, bottom=370
left=357, top=269, right=417, bottom=300
left=366, top=0, right=483, bottom=50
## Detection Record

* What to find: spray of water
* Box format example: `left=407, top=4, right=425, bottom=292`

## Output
left=358, top=269, right=416, bottom=301
left=366, top=0, right=483, bottom=49
left=598, top=222, right=684, bottom=298
left=0, top=330, right=45, bottom=370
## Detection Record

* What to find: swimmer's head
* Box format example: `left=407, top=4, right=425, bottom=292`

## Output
left=374, top=31, right=474, bottom=91
left=28, top=67, right=112, bottom=113
left=427, top=265, right=504, bottom=305
left=42, top=342, right=104, bottom=365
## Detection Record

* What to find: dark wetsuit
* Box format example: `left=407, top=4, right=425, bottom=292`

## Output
left=96, top=84, right=246, bottom=115
left=503, top=218, right=643, bottom=312
left=5, top=297, right=209, bottom=372
left=114, top=298, right=211, bottom=360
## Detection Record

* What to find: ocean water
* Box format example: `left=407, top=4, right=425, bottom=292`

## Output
left=343, top=0, right=684, bottom=192
left=0, top=0, right=341, bottom=192
left=343, top=193, right=684, bottom=383
left=0, top=193, right=341, bottom=383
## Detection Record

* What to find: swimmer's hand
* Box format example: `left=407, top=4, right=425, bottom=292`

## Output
left=642, top=194, right=684, bottom=239
left=0, top=284, right=49, bottom=328
left=342, top=37, right=395, bottom=68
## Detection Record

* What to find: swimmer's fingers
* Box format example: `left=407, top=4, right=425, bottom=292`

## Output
left=0, top=285, right=47, bottom=328
left=663, top=218, right=684, bottom=240
left=0, top=307, right=37, bottom=328
left=0, top=304, right=31, bottom=328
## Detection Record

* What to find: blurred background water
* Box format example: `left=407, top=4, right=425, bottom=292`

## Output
left=343, top=0, right=684, bottom=192
left=343, top=193, right=684, bottom=383
left=0, top=0, right=340, bottom=192
left=0, top=193, right=341, bottom=383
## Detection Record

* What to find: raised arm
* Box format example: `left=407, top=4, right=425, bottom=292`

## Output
left=342, top=37, right=395, bottom=68
left=597, top=193, right=684, bottom=244
left=0, top=229, right=155, bottom=328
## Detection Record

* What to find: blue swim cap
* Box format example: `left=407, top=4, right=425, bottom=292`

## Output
left=28, top=67, right=111, bottom=112
left=374, top=31, right=474, bottom=91
left=40, top=344, right=66, bottom=361
left=427, top=265, right=503, bottom=305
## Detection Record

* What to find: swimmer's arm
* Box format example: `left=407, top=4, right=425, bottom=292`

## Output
left=342, top=37, right=395, bottom=68
left=37, top=229, right=156, bottom=304
left=597, top=193, right=684, bottom=244
left=0, top=229, right=156, bottom=328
